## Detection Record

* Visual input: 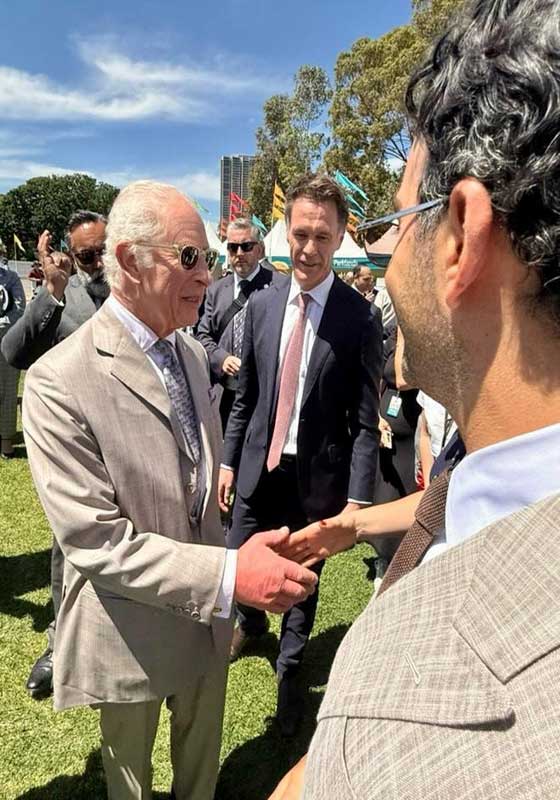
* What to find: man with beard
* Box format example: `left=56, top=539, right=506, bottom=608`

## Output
left=2, top=209, right=109, bottom=699
left=270, top=0, right=560, bottom=796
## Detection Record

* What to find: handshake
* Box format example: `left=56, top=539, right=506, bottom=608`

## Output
left=227, top=488, right=358, bottom=616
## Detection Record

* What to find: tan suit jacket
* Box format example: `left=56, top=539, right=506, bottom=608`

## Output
left=23, top=303, right=232, bottom=710
left=304, top=493, right=560, bottom=799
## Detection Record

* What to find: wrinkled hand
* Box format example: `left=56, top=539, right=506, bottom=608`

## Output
left=278, top=513, right=358, bottom=567
left=268, top=756, right=307, bottom=800
left=37, top=230, right=73, bottom=300
left=222, top=355, right=241, bottom=376
left=236, top=528, right=318, bottom=613
left=218, top=467, right=235, bottom=513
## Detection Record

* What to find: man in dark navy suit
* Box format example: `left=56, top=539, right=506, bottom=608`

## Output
left=196, top=218, right=281, bottom=430
left=219, top=175, right=383, bottom=736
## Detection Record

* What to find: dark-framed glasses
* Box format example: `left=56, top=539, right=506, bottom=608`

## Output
left=226, top=240, right=258, bottom=255
left=73, top=247, right=105, bottom=266
left=357, top=198, right=446, bottom=244
left=134, top=241, right=220, bottom=270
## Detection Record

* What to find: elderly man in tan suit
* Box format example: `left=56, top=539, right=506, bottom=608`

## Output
left=22, top=180, right=318, bottom=800
left=270, top=0, right=560, bottom=798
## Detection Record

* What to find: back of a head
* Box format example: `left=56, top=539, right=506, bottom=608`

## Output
left=406, top=0, right=560, bottom=327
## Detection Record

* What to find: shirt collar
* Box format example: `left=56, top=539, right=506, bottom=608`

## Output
left=446, top=422, right=560, bottom=546
left=288, top=269, right=334, bottom=308
left=107, top=294, right=176, bottom=353
left=233, top=263, right=261, bottom=291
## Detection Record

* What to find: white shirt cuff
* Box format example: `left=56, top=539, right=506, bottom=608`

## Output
left=348, top=498, right=372, bottom=506
left=213, top=549, right=237, bottom=618
left=220, top=464, right=234, bottom=472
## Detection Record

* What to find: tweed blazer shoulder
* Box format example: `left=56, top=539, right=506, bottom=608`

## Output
left=304, top=492, right=560, bottom=800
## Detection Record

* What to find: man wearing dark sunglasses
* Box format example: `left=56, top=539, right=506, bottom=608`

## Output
left=197, top=218, right=284, bottom=429
left=1, top=209, right=108, bottom=703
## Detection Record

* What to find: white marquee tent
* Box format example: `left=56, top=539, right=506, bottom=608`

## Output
left=263, top=218, right=370, bottom=270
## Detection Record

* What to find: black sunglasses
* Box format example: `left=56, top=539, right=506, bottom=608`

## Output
left=227, top=241, right=258, bottom=254
left=134, top=241, right=220, bottom=270
left=73, top=247, right=105, bottom=266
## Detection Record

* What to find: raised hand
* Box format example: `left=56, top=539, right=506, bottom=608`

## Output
left=235, top=527, right=318, bottom=613
left=278, top=513, right=358, bottom=567
left=37, top=229, right=73, bottom=301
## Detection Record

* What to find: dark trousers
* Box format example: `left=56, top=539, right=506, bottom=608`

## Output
left=44, top=534, right=64, bottom=651
left=228, top=457, right=324, bottom=680
left=219, top=388, right=236, bottom=434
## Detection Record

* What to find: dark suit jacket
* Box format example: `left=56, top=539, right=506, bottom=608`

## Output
left=195, top=265, right=278, bottom=386
left=1, top=274, right=103, bottom=370
left=223, top=273, right=383, bottom=520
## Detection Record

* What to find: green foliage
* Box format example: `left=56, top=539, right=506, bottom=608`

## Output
left=248, top=66, right=332, bottom=223
left=325, top=0, right=463, bottom=220
left=0, top=174, right=118, bottom=259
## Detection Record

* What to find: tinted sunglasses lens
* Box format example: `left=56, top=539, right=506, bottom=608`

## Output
left=240, top=241, right=256, bottom=253
left=206, top=249, right=219, bottom=269
left=362, top=221, right=393, bottom=245
left=75, top=249, right=97, bottom=265
left=180, top=246, right=199, bottom=268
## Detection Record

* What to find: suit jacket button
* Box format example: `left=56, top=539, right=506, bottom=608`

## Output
left=191, top=610, right=201, bottom=621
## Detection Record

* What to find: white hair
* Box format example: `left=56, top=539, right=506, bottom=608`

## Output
left=103, top=180, right=187, bottom=288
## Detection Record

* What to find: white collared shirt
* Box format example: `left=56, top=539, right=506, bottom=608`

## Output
left=425, top=422, right=560, bottom=562
left=279, top=270, right=334, bottom=455
left=106, top=294, right=235, bottom=618
left=233, top=263, right=261, bottom=299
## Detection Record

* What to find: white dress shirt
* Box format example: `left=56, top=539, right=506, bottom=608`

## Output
left=106, top=295, right=235, bottom=618
left=425, top=422, right=560, bottom=562
left=233, top=263, right=261, bottom=299
left=278, top=270, right=334, bottom=455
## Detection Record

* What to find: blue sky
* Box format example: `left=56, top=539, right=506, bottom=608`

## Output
left=1, top=0, right=412, bottom=223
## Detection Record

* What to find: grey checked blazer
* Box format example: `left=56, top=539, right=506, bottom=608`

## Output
left=304, top=492, right=560, bottom=799
left=1, top=274, right=102, bottom=370
left=23, top=303, right=232, bottom=710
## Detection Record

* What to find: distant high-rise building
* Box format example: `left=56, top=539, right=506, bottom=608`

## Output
left=220, top=154, right=255, bottom=224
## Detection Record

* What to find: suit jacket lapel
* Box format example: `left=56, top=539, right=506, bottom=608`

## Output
left=453, top=491, right=560, bottom=682
left=93, top=304, right=183, bottom=449
left=265, top=280, right=291, bottom=423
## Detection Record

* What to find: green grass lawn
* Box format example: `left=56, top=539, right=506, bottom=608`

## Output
left=0, top=395, right=376, bottom=800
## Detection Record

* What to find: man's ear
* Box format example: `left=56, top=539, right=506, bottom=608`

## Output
left=115, top=242, right=142, bottom=285
left=444, top=179, right=494, bottom=309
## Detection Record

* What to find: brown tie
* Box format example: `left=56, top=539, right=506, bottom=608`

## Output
left=377, top=468, right=450, bottom=597
left=267, top=292, right=311, bottom=472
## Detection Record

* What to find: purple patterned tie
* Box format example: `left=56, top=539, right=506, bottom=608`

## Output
left=151, top=339, right=201, bottom=464
left=267, top=293, right=311, bottom=472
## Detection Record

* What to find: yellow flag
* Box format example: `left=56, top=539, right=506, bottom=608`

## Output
left=13, top=234, right=25, bottom=253
left=271, top=182, right=286, bottom=222
left=347, top=211, right=359, bottom=237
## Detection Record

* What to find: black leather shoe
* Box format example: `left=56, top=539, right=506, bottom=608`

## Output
left=276, top=674, right=304, bottom=738
left=26, top=648, right=53, bottom=699
left=229, top=618, right=269, bottom=662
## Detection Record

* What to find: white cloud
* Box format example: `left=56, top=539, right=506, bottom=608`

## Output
left=0, top=158, right=78, bottom=181
left=0, top=36, right=284, bottom=124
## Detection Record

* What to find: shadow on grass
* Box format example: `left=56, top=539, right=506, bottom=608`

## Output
left=15, top=749, right=171, bottom=800
left=216, top=623, right=350, bottom=800
left=0, top=548, right=52, bottom=631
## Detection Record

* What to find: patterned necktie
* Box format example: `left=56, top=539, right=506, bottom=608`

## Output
left=266, top=292, right=311, bottom=472
left=377, top=468, right=450, bottom=596
left=232, top=279, right=251, bottom=358
left=151, top=339, right=201, bottom=464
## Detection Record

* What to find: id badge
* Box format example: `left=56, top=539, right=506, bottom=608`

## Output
left=387, top=395, right=402, bottom=418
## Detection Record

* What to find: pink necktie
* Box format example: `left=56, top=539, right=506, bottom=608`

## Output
left=267, top=293, right=311, bottom=472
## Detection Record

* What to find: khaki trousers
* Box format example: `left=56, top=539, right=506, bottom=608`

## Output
left=97, top=663, right=227, bottom=800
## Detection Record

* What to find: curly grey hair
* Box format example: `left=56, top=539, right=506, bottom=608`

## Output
left=406, top=0, right=560, bottom=323
left=226, top=218, right=263, bottom=243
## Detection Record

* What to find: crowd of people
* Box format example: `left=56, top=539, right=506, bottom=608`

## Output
left=1, top=0, right=560, bottom=797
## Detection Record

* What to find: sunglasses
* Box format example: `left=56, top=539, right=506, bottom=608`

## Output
left=134, top=241, right=220, bottom=270
left=226, top=241, right=258, bottom=254
left=358, top=198, right=446, bottom=244
left=73, top=247, right=105, bottom=266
